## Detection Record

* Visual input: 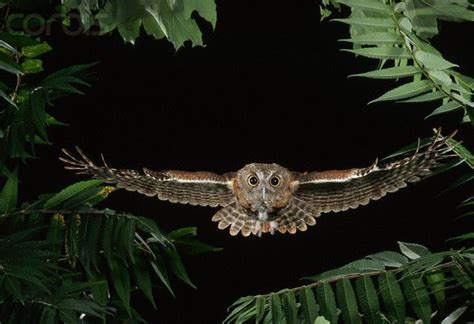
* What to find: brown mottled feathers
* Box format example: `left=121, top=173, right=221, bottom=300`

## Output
left=60, top=131, right=457, bottom=237
left=60, top=147, right=235, bottom=207
left=294, top=130, right=457, bottom=214
left=211, top=199, right=318, bottom=236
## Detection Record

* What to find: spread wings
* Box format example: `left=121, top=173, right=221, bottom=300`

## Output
left=294, top=131, right=457, bottom=215
left=60, top=147, right=236, bottom=207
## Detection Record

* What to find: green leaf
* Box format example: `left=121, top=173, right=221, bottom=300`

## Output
left=110, top=259, right=132, bottom=315
left=402, top=273, right=431, bottom=323
left=46, top=213, right=65, bottom=255
left=441, top=306, right=468, bottom=324
left=0, top=33, right=40, bottom=47
left=183, top=0, right=217, bottom=28
left=165, top=246, right=195, bottom=288
left=122, top=218, right=136, bottom=264
left=134, top=257, right=156, bottom=309
left=65, top=214, right=81, bottom=267
left=167, top=226, right=197, bottom=239
left=39, top=307, right=56, bottom=324
left=369, top=80, right=433, bottom=103
left=340, top=32, right=403, bottom=45
left=0, top=88, right=18, bottom=108
left=314, top=316, right=331, bottom=324
left=150, top=258, right=175, bottom=297
left=223, top=296, right=256, bottom=323
left=5, top=277, right=23, bottom=304
left=80, top=215, right=102, bottom=273
left=355, top=277, right=381, bottom=324
left=0, top=52, right=23, bottom=75
left=309, top=267, right=361, bottom=281
left=378, top=272, right=405, bottom=322
left=282, top=290, right=297, bottom=324
left=21, top=43, right=52, bottom=58
left=428, top=70, right=452, bottom=86
left=0, top=167, right=18, bottom=213
left=270, top=294, right=283, bottom=323
left=398, top=242, right=431, bottom=260
left=43, top=180, right=103, bottom=209
left=145, top=1, right=203, bottom=49
left=426, top=271, right=446, bottom=310
left=336, top=0, right=391, bottom=13
left=333, top=18, right=395, bottom=28
left=368, top=251, right=409, bottom=267
left=57, top=298, right=105, bottom=318
left=117, top=19, right=141, bottom=44
left=345, top=259, right=385, bottom=272
left=142, top=15, right=166, bottom=40
left=21, top=59, right=43, bottom=74
left=255, top=296, right=265, bottom=323
left=350, top=66, right=420, bottom=79
left=426, top=101, right=462, bottom=118
left=316, top=282, right=338, bottom=323
left=0, top=39, right=17, bottom=53
left=343, top=47, right=411, bottom=60
left=336, top=279, right=361, bottom=324
left=300, top=287, right=318, bottom=323
left=89, top=278, right=108, bottom=307
left=415, top=50, right=458, bottom=70
left=400, top=90, right=445, bottom=103
left=102, top=216, right=115, bottom=268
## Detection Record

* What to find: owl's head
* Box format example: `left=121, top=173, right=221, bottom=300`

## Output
left=234, top=163, right=295, bottom=220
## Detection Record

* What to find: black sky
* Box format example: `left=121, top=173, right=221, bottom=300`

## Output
left=18, top=0, right=474, bottom=322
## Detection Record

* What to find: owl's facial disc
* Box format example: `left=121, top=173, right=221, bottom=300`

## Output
left=235, top=163, right=294, bottom=220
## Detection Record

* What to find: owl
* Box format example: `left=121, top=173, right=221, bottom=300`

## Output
left=60, top=131, right=456, bottom=237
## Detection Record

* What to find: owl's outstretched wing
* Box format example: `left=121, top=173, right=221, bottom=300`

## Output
left=294, top=131, right=458, bottom=214
left=60, top=147, right=236, bottom=207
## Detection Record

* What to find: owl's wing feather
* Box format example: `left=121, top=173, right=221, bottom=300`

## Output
left=295, top=131, right=457, bottom=214
left=60, top=147, right=235, bottom=207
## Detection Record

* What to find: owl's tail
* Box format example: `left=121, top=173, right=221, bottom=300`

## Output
left=211, top=199, right=319, bottom=237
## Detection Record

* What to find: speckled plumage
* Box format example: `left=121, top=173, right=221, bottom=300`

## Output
left=61, top=131, right=456, bottom=237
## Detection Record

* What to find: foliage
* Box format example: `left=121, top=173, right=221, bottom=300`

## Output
left=225, top=1, right=474, bottom=323
left=0, top=2, right=220, bottom=322
left=333, top=0, right=474, bottom=124
left=0, top=179, right=218, bottom=322
left=226, top=243, right=473, bottom=323
left=0, top=33, right=94, bottom=171
left=61, top=0, right=217, bottom=48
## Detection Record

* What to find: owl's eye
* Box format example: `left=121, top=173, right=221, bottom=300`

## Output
left=270, top=176, right=281, bottom=187
left=248, top=175, right=259, bottom=186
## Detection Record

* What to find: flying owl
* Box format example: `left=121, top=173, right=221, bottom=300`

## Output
left=60, top=132, right=456, bottom=237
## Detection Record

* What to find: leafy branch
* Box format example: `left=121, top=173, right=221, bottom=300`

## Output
left=225, top=243, right=473, bottom=323
left=334, top=0, right=474, bottom=123
left=0, top=179, right=219, bottom=322
left=61, top=0, right=217, bottom=49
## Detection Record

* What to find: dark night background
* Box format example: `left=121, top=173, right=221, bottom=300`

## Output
left=16, top=0, right=473, bottom=323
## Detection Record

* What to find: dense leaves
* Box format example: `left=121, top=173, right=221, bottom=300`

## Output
left=225, top=244, right=474, bottom=323
left=0, top=179, right=217, bottom=322
left=61, top=0, right=216, bottom=48
left=334, top=0, right=474, bottom=124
